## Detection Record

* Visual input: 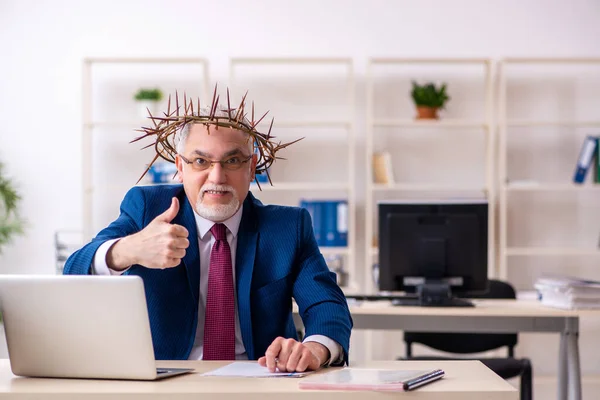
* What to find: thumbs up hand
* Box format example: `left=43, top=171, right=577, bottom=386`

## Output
left=156, top=196, right=181, bottom=223
left=106, top=197, right=190, bottom=271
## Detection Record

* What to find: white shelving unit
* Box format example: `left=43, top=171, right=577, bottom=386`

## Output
left=365, top=58, right=495, bottom=294
left=229, top=57, right=357, bottom=292
left=497, top=58, right=600, bottom=280
left=81, top=57, right=210, bottom=240
left=497, top=57, right=600, bottom=400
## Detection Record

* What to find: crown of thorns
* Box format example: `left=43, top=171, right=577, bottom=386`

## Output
left=131, top=85, right=303, bottom=187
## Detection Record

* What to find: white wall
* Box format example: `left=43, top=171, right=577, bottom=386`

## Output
left=1, top=0, right=599, bottom=273
left=0, top=0, right=598, bottom=270
left=2, top=0, right=600, bottom=396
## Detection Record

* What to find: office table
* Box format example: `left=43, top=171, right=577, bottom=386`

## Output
left=294, top=299, right=581, bottom=400
left=0, top=359, right=516, bottom=399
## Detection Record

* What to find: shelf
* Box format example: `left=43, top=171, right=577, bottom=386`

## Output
left=84, top=122, right=147, bottom=128
left=340, top=282, right=361, bottom=296
left=497, top=58, right=600, bottom=283
left=373, top=245, right=600, bottom=259
left=505, top=182, right=600, bottom=191
left=84, top=56, right=358, bottom=292
left=231, top=57, right=352, bottom=65
left=505, top=247, right=600, bottom=256
left=320, top=247, right=351, bottom=256
left=369, top=58, right=490, bottom=64
left=372, top=183, right=487, bottom=192
left=269, top=121, right=351, bottom=129
left=373, top=119, right=487, bottom=129
left=502, top=57, right=600, bottom=64
left=84, top=57, right=208, bottom=64
left=505, top=120, right=600, bottom=127
left=251, top=182, right=350, bottom=191
left=85, top=120, right=352, bottom=129
left=376, top=245, right=600, bottom=258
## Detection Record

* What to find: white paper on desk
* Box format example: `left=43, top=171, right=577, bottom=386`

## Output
left=202, top=362, right=312, bottom=378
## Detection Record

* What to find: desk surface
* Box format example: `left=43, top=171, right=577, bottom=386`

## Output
left=347, top=299, right=583, bottom=317
left=0, top=360, right=516, bottom=400
left=318, top=299, right=587, bottom=334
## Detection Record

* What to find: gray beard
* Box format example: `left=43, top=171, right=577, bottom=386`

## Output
left=195, top=196, right=240, bottom=222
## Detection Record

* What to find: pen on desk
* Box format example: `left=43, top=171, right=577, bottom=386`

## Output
left=403, top=369, right=445, bottom=391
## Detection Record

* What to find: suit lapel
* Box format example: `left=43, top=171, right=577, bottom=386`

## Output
left=176, top=191, right=200, bottom=304
left=236, top=193, right=258, bottom=360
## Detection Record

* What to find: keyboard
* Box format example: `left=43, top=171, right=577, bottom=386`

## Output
left=157, top=368, right=192, bottom=374
left=346, top=294, right=474, bottom=307
left=345, top=294, right=419, bottom=302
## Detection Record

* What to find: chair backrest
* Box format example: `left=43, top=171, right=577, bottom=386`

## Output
left=404, top=280, right=518, bottom=356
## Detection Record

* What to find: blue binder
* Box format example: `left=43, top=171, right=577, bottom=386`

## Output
left=300, top=200, right=322, bottom=244
left=321, top=200, right=349, bottom=247
left=299, top=200, right=348, bottom=247
left=322, top=201, right=338, bottom=247
left=573, top=135, right=598, bottom=184
left=335, top=200, right=348, bottom=247
left=254, top=172, right=269, bottom=183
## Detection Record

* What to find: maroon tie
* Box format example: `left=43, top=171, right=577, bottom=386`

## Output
left=203, top=223, right=236, bottom=360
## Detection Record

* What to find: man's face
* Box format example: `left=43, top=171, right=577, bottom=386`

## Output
left=175, top=124, right=257, bottom=222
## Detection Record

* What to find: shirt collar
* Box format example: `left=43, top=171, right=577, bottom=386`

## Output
left=194, top=203, right=244, bottom=240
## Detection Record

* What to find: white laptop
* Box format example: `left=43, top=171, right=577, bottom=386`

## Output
left=0, top=275, right=193, bottom=380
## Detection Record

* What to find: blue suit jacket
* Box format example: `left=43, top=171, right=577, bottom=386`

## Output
left=63, top=184, right=352, bottom=362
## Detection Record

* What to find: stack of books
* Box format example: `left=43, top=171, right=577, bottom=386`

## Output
left=535, top=275, right=600, bottom=310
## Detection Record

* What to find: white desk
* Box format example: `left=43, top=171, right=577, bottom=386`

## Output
left=0, top=360, right=516, bottom=399
left=294, top=299, right=581, bottom=400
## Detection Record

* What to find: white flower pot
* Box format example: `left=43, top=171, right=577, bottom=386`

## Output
left=137, top=100, right=159, bottom=119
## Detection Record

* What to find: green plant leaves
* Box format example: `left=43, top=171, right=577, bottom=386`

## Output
left=134, top=88, right=163, bottom=101
left=0, top=163, right=25, bottom=253
left=411, top=81, right=450, bottom=108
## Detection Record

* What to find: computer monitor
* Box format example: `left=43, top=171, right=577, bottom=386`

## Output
left=378, top=199, right=489, bottom=307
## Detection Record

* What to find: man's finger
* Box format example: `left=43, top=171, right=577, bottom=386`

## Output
left=166, top=257, right=181, bottom=268
left=168, top=248, right=186, bottom=259
left=172, top=237, right=190, bottom=249
left=285, top=344, right=304, bottom=372
left=276, top=339, right=296, bottom=371
left=156, top=197, right=179, bottom=223
left=170, top=224, right=189, bottom=238
left=264, top=338, right=284, bottom=372
left=296, top=349, right=318, bottom=372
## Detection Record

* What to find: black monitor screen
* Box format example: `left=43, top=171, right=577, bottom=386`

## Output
left=378, top=200, right=488, bottom=296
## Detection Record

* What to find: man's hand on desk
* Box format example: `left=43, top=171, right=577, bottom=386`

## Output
left=258, top=337, right=329, bottom=373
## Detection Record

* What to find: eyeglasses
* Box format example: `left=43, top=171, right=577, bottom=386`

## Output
left=179, top=154, right=252, bottom=172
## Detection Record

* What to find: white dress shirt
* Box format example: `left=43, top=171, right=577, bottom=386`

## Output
left=92, top=204, right=342, bottom=364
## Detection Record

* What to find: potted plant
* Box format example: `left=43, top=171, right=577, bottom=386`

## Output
left=134, top=88, right=163, bottom=118
left=0, top=162, right=24, bottom=255
left=410, top=81, right=450, bottom=119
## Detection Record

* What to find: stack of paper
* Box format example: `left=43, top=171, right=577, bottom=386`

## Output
left=201, top=362, right=312, bottom=378
left=535, top=275, right=600, bottom=310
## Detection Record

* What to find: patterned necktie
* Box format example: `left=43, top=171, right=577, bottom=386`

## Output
left=203, top=223, right=236, bottom=360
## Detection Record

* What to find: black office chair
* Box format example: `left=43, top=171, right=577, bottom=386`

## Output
left=401, top=280, right=532, bottom=400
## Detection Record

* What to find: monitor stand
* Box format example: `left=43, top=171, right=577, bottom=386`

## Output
left=392, top=282, right=474, bottom=307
